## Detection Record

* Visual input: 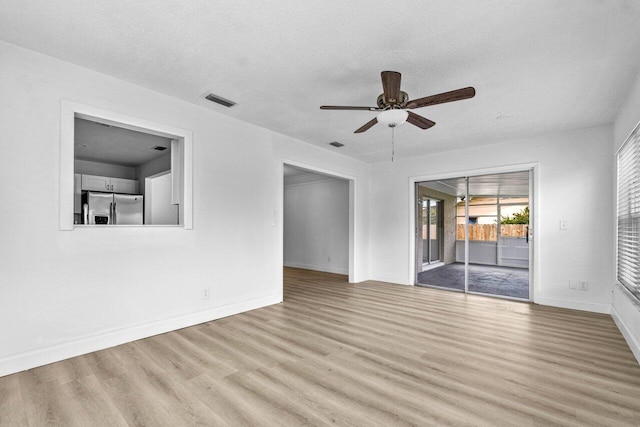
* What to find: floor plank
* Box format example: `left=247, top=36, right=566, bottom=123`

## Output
left=1, top=267, right=640, bottom=426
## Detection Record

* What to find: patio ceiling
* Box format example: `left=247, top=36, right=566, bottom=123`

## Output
left=419, top=171, right=530, bottom=197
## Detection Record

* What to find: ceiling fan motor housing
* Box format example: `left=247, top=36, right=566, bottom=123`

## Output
left=378, top=91, right=409, bottom=109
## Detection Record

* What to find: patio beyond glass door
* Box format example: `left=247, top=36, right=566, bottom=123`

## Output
left=498, top=203, right=529, bottom=268
left=415, top=170, right=531, bottom=301
left=423, top=199, right=441, bottom=264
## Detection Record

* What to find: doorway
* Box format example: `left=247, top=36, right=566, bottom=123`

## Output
left=282, top=163, right=355, bottom=282
left=415, top=170, right=532, bottom=300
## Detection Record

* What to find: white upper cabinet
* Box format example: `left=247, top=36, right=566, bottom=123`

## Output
left=81, top=174, right=139, bottom=194
left=81, top=174, right=110, bottom=192
left=111, top=177, right=139, bottom=194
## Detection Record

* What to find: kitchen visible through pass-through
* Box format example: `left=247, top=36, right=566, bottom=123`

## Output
left=74, top=117, right=181, bottom=226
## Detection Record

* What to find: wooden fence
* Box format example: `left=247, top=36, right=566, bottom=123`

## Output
left=456, top=224, right=528, bottom=241
left=421, top=225, right=438, bottom=240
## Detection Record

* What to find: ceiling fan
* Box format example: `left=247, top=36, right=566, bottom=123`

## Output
left=320, top=71, right=475, bottom=133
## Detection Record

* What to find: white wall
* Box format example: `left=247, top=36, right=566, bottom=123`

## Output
left=75, top=159, right=136, bottom=179
left=0, top=41, right=370, bottom=376
left=611, top=69, right=640, bottom=363
left=369, top=126, right=614, bottom=314
left=284, top=177, right=349, bottom=274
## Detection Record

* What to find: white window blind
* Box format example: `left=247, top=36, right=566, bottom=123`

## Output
left=617, top=124, right=640, bottom=300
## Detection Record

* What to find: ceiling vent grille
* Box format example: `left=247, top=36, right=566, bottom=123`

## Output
left=329, top=141, right=344, bottom=147
left=205, top=93, right=236, bottom=108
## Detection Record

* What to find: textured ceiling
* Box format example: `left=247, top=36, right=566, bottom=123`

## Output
left=283, top=164, right=343, bottom=186
left=2, top=1, right=640, bottom=163
left=75, top=119, right=172, bottom=167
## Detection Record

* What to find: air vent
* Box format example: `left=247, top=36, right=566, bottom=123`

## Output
left=152, top=145, right=167, bottom=151
left=205, top=93, right=236, bottom=108
left=329, top=141, right=344, bottom=148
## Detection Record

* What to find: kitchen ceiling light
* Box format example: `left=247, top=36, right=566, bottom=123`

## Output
left=377, top=109, right=408, bottom=127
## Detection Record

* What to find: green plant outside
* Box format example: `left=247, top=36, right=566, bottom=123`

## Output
left=501, top=206, right=529, bottom=224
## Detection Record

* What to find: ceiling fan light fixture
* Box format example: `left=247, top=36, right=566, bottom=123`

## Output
left=377, top=109, right=408, bottom=127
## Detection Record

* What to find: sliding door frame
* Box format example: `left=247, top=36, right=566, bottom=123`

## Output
left=409, top=163, right=538, bottom=302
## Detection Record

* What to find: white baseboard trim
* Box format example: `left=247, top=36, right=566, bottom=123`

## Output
left=611, top=305, right=640, bottom=365
left=284, top=261, right=348, bottom=275
left=0, top=293, right=282, bottom=378
left=366, top=273, right=409, bottom=286
left=534, top=296, right=611, bottom=314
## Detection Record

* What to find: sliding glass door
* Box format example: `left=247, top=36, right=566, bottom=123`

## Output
left=416, top=170, right=532, bottom=300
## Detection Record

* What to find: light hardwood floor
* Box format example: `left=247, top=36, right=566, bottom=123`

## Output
left=2, top=267, right=640, bottom=426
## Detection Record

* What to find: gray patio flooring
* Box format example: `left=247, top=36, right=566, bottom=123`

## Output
left=417, top=262, right=529, bottom=299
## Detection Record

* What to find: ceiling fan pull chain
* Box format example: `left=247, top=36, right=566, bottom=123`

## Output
left=391, top=125, right=395, bottom=162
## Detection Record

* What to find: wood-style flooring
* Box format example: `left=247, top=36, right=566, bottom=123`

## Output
left=1, top=267, right=640, bottom=426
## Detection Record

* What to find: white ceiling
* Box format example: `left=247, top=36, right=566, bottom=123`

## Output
left=75, top=118, right=172, bottom=167
left=2, top=1, right=640, bottom=163
left=283, top=164, right=343, bottom=186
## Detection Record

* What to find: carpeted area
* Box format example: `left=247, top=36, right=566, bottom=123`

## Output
left=417, top=262, right=529, bottom=299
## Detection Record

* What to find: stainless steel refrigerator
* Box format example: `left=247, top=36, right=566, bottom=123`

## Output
left=84, top=191, right=144, bottom=225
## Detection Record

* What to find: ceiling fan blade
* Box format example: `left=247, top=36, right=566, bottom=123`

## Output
left=405, top=87, right=476, bottom=109
left=381, top=71, right=402, bottom=105
left=406, top=111, right=436, bottom=129
left=354, top=117, right=378, bottom=133
left=320, top=105, right=379, bottom=111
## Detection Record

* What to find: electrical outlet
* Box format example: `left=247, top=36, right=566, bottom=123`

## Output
left=202, top=288, right=210, bottom=299
left=569, top=280, right=578, bottom=289
left=328, top=256, right=331, bottom=263
left=579, top=281, right=588, bottom=291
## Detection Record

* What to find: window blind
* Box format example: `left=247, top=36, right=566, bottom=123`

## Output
left=617, top=125, right=640, bottom=300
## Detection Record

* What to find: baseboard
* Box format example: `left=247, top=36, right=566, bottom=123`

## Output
left=0, top=292, right=282, bottom=378
left=284, top=261, right=348, bottom=275
left=367, top=272, right=410, bottom=286
left=534, top=296, right=611, bottom=314
left=611, top=305, right=640, bottom=364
